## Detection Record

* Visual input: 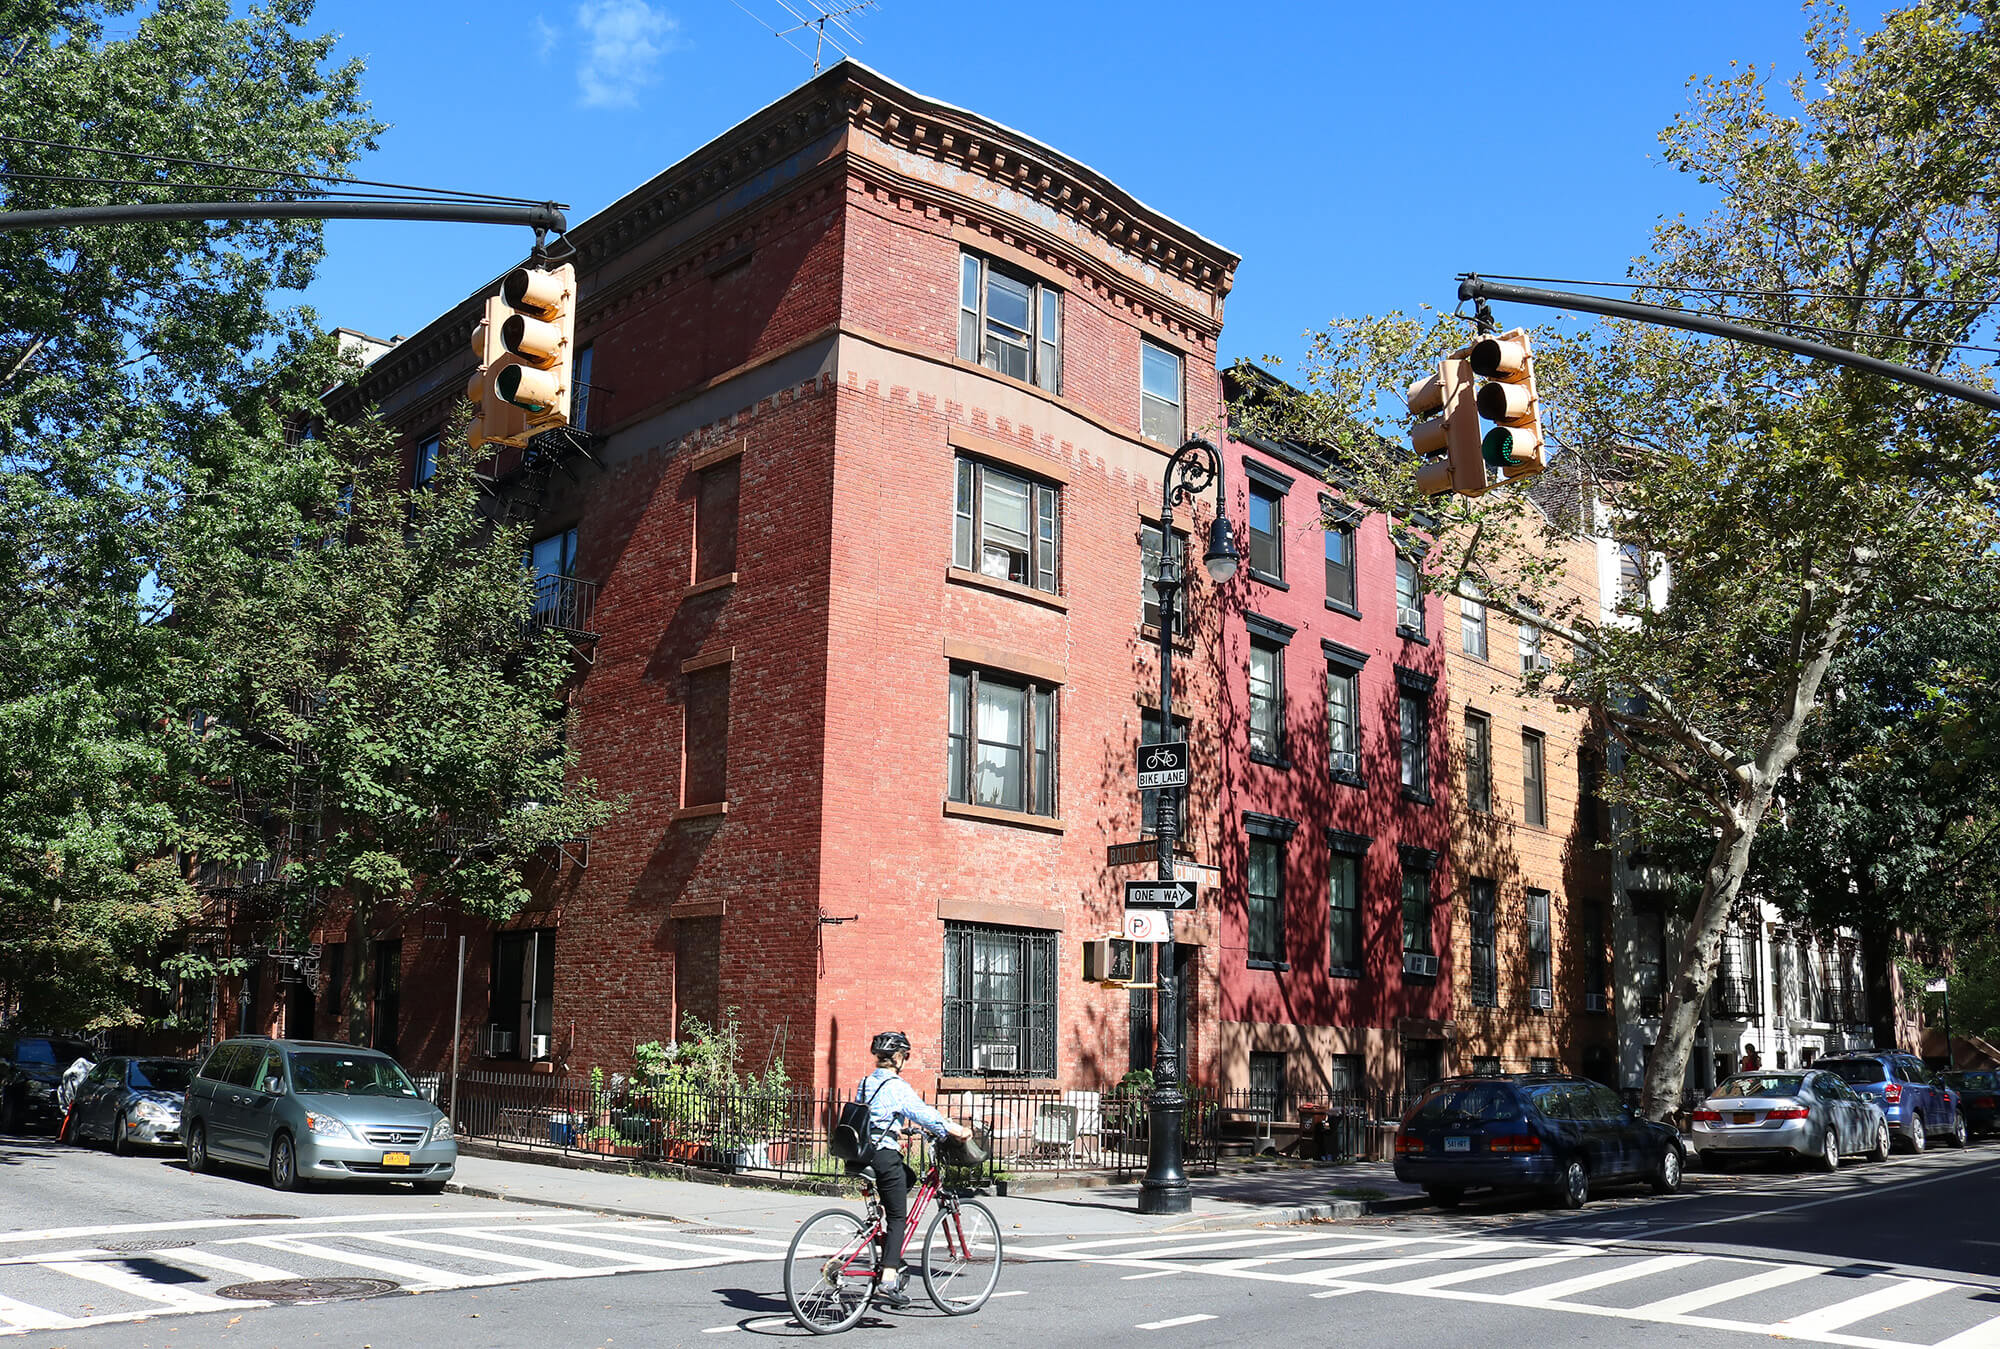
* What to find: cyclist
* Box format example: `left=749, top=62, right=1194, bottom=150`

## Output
left=855, top=1030, right=974, bottom=1308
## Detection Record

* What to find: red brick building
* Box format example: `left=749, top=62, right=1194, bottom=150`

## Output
left=276, top=63, right=1248, bottom=1098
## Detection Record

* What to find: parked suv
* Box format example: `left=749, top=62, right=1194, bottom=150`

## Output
left=1815, top=1052, right=1964, bottom=1152
left=183, top=1037, right=455, bottom=1192
left=0, top=1033, right=94, bottom=1134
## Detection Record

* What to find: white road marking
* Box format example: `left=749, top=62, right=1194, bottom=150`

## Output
left=160, top=1247, right=301, bottom=1282
left=1626, top=1262, right=1823, bottom=1316
left=1769, top=1278, right=1954, bottom=1335
left=1299, top=1240, right=1520, bottom=1283
left=1013, top=1229, right=1331, bottom=1255
left=1137, top=1313, right=1217, bottom=1330
left=1201, top=1235, right=1451, bottom=1272
left=1390, top=1252, right=1590, bottom=1291
left=1510, top=1253, right=1705, bottom=1303
left=0, top=1210, right=525, bottom=1246
left=1600, top=1155, right=2000, bottom=1246
left=1123, top=1269, right=1180, bottom=1281
left=0, top=1293, right=67, bottom=1331
left=431, top=1228, right=681, bottom=1269
left=1931, top=1314, right=2000, bottom=1349
left=358, top=1232, right=585, bottom=1275
left=240, top=1235, right=465, bottom=1286
left=41, top=1259, right=239, bottom=1313
left=702, top=1316, right=793, bottom=1333
left=987, top=1289, right=1028, bottom=1297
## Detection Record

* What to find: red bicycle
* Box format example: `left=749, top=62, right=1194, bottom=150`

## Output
left=783, top=1151, right=1003, bottom=1334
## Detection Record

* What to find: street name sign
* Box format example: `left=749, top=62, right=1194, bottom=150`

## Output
left=1137, top=741, right=1189, bottom=790
left=1124, top=880, right=1198, bottom=910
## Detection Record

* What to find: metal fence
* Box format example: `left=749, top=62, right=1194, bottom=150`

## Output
left=934, top=1086, right=1220, bottom=1176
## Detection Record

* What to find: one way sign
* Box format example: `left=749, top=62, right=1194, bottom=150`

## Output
left=1124, top=880, right=1198, bottom=910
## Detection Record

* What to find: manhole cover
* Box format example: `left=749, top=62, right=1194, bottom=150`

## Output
left=99, top=1239, right=195, bottom=1253
left=226, top=1213, right=299, bottom=1221
left=679, top=1226, right=754, bottom=1236
left=216, top=1278, right=399, bottom=1304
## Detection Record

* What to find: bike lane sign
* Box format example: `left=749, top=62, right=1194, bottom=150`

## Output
left=1137, top=741, right=1189, bottom=790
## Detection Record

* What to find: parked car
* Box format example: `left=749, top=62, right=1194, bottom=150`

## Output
left=68, top=1057, right=192, bottom=1154
left=183, top=1037, right=455, bottom=1192
left=1394, top=1074, right=1683, bottom=1209
left=0, top=1034, right=95, bottom=1134
left=1816, top=1052, right=1965, bottom=1151
left=1938, top=1070, right=1998, bottom=1139
left=1690, top=1070, right=1890, bottom=1171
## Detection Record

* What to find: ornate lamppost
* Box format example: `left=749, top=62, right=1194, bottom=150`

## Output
left=1139, top=436, right=1239, bottom=1215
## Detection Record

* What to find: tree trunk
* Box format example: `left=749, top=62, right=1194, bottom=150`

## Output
left=1641, top=813, right=1761, bottom=1119
left=345, top=900, right=374, bottom=1045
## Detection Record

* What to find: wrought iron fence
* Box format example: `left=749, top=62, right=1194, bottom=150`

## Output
left=934, top=1086, right=1220, bottom=1176
left=528, top=574, right=599, bottom=639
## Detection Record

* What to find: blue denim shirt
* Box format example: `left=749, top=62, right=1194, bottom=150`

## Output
left=854, top=1067, right=950, bottom=1150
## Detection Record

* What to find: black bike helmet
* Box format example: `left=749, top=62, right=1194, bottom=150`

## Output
left=870, top=1030, right=912, bottom=1057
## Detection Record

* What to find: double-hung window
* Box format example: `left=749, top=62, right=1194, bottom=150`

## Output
left=1519, top=605, right=1548, bottom=673
left=959, top=253, right=1060, bottom=392
left=954, top=458, right=1060, bottom=593
left=490, top=930, right=556, bottom=1060
left=1140, top=522, right=1186, bottom=635
left=1463, top=711, right=1492, bottom=814
left=527, top=526, right=579, bottom=620
left=1245, top=813, right=1295, bottom=968
left=1140, top=340, right=1182, bottom=444
left=1401, top=865, right=1433, bottom=956
left=1522, top=730, right=1548, bottom=827
left=1460, top=582, right=1487, bottom=658
left=1325, top=521, right=1356, bottom=610
left=1395, top=555, right=1425, bottom=636
left=943, top=922, right=1056, bottom=1077
left=1249, top=641, right=1285, bottom=762
left=1469, top=878, right=1498, bottom=1007
left=1526, top=889, right=1552, bottom=1003
left=1326, top=664, right=1360, bottom=780
left=1398, top=687, right=1430, bottom=798
left=570, top=344, right=594, bottom=430
left=414, top=435, right=440, bottom=487
left=1328, top=841, right=1363, bottom=977
left=947, top=669, right=1058, bottom=817
left=1247, top=483, right=1283, bottom=581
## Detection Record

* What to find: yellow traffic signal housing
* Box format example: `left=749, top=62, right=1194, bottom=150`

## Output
left=467, top=296, right=530, bottom=453
left=1082, top=936, right=1138, bottom=985
left=1469, top=328, right=1546, bottom=481
left=1409, top=352, right=1487, bottom=497
left=496, top=262, right=577, bottom=430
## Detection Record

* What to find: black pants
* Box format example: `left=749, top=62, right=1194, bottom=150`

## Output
left=868, top=1146, right=917, bottom=1272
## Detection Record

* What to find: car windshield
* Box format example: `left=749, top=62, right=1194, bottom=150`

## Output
left=12, top=1038, right=91, bottom=1065
left=1712, top=1075, right=1804, bottom=1100
left=1819, top=1059, right=1887, bottom=1085
left=288, top=1052, right=417, bottom=1097
left=1409, top=1082, right=1520, bottom=1123
left=1943, top=1071, right=1997, bottom=1091
left=129, top=1061, right=191, bottom=1092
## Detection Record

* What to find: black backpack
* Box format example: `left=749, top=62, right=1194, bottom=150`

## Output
left=830, top=1077, right=890, bottom=1162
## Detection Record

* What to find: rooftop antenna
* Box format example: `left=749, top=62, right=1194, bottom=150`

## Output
left=729, top=0, right=878, bottom=74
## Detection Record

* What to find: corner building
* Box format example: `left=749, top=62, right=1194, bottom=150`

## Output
left=336, top=64, right=1241, bottom=1096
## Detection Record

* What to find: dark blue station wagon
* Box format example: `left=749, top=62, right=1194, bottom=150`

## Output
left=1395, top=1075, right=1684, bottom=1209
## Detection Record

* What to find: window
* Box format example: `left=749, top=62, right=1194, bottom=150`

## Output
left=1247, top=482, right=1283, bottom=581
left=1140, top=709, right=1187, bottom=837
left=1519, top=605, right=1547, bottom=674
left=414, top=435, right=440, bottom=487
left=695, top=458, right=740, bottom=583
left=1464, top=712, right=1492, bottom=814
left=1326, top=665, right=1359, bottom=780
left=1460, top=582, right=1487, bottom=658
left=1401, top=866, right=1432, bottom=955
left=1140, top=340, right=1182, bottom=444
left=490, top=929, right=555, bottom=1060
left=1530, top=1057, right=1560, bottom=1075
left=571, top=343, right=594, bottom=430
left=1395, top=555, right=1425, bottom=636
left=1635, top=907, right=1666, bottom=1013
left=1249, top=641, right=1284, bottom=762
left=1522, top=730, right=1547, bottom=827
left=1324, top=524, right=1355, bottom=609
left=959, top=253, right=1060, bottom=392
left=1527, top=889, right=1552, bottom=1001
left=1469, top=878, right=1497, bottom=1007
left=1327, top=1053, right=1363, bottom=1099
left=1328, top=850, right=1361, bottom=976
left=528, top=527, right=579, bottom=617
left=683, top=664, right=731, bottom=807
left=947, top=669, right=1058, bottom=817
left=1248, top=1051, right=1287, bottom=1115
left=1582, top=900, right=1609, bottom=1006
left=1398, top=689, right=1429, bottom=797
left=954, top=458, right=1061, bottom=593
left=942, top=922, right=1056, bottom=1077
left=1618, top=541, right=1648, bottom=608
left=1247, top=834, right=1284, bottom=966
left=1140, top=522, right=1186, bottom=635
left=1471, top=1055, right=1503, bottom=1076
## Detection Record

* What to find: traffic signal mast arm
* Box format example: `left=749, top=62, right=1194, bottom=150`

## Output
left=0, top=198, right=567, bottom=235
left=1458, top=275, right=2000, bottom=415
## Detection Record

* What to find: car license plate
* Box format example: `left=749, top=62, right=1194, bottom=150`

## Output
left=381, top=1151, right=412, bottom=1167
left=1444, top=1136, right=1470, bottom=1153
left=1732, top=1112, right=1756, bottom=1125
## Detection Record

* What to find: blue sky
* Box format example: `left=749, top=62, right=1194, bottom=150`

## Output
left=302, top=0, right=1825, bottom=367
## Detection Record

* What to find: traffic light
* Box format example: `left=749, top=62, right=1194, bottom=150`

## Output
left=1407, top=352, right=1487, bottom=497
left=467, top=296, right=529, bottom=453
left=495, top=262, right=577, bottom=432
left=1469, top=328, right=1545, bottom=481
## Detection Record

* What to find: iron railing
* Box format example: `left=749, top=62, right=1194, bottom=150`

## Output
left=528, top=574, right=600, bottom=640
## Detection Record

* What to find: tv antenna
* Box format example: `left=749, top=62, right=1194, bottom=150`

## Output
left=729, top=0, right=878, bottom=74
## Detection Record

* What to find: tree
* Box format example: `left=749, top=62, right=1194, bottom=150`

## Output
left=1237, top=0, right=2000, bottom=1118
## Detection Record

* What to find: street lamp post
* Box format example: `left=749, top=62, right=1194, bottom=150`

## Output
left=1139, top=436, right=1239, bottom=1216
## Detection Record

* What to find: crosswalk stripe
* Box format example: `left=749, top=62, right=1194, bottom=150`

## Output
left=1627, top=1263, right=1823, bottom=1316
left=168, top=1248, right=302, bottom=1282
left=1203, top=1236, right=1448, bottom=1273
left=1931, top=1314, right=2000, bottom=1349
left=358, top=1233, right=586, bottom=1275
left=1509, top=1254, right=1705, bottom=1303
left=1769, top=1279, right=1954, bottom=1335
left=526, top=1229, right=780, bottom=1259
left=560, top=1223, right=791, bottom=1249
left=1388, top=1252, right=1588, bottom=1290
left=1013, top=1230, right=1328, bottom=1255
left=41, top=1259, right=239, bottom=1312
left=1137, top=1313, right=1217, bottom=1330
left=1303, top=1240, right=1519, bottom=1283
left=241, top=1236, right=463, bottom=1286
left=434, top=1229, right=681, bottom=1268
left=0, top=1293, right=67, bottom=1331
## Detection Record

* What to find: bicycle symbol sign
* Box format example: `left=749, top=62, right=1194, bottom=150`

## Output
left=1136, top=740, right=1189, bottom=790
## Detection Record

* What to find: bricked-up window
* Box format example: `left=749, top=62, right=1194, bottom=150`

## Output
left=1247, top=834, right=1284, bottom=966
left=1464, top=711, right=1492, bottom=814
left=1141, top=340, right=1182, bottom=444
left=959, top=253, right=1060, bottom=393
left=1399, top=689, right=1430, bottom=798
left=1324, top=523, right=1355, bottom=609
left=943, top=922, right=1056, bottom=1077
left=1247, top=483, right=1283, bottom=581
left=1522, top=729, right=1547, bottom=827
left=1140, top=709, right=1187, bottom=837
left=1326, top=665, right=1359, bottom=779
left=489, top=929, right=555, bottom=1060
left=947, top=669, right=1057, bottom=816
left=1249, top=641, right=1284, bottom=762
left=1526, top=889, right=1552, bottom=1000
left=954, top=458, right=1060, bottom=593
left=414, top=435, right=440, bottom=487
left=694, top=458, right=740, bottom=583
left=683, top=664, right=730, bottom=807
left=1469, top=878, right=1498, bottom=1007
left=1460, top=582, right=1488, bottom=658
left=1395, top=555, right=1425, bottom=636
left=1139, top=522, right=1186, bottom=635
left=1328, top=850, right=1361, bottom=976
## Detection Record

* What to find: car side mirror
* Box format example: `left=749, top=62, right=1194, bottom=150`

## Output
left=263, top=1075, right=284, bottom=1094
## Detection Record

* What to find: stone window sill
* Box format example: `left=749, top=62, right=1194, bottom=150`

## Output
left=1247, top=959, right=1289, bottom=973
left=1248, top=567, right=1289, bottom=591
left=1326, top=599, right=1361, bottom=620
left=684, top=572, right=738, bottom=599
left=1139, top=623, right=1193, bottom=654
left=946, top=566, right=1068, bottom=612
left=943, top=799, right=1065, bottom=833
left=673, top=801, right=730, bottom=823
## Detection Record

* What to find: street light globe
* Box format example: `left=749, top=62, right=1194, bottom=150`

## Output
left=1203, top=515, right=1240, bottom=584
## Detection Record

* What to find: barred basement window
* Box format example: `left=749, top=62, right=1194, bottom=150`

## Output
left=959, top=252, right=1061, bottom=392
left=947, top=668, right=1058, bottom=817
left=943, top=922, right=1056, bottom=1077
left=954, top=458, right=1061, bottom=593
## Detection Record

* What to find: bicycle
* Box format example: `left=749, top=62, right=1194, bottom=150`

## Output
left=783, top=1145, right=1004, bottom=1335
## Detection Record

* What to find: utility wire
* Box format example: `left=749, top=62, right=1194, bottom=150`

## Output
left=0, top=168, right=544, bottom=207
left=1477, top=272, right=2000, bottom=309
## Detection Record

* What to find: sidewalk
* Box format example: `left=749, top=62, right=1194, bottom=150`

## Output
left=445, top=1151, right=1428, bottom=1238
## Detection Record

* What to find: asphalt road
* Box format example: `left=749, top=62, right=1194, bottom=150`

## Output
left=5, top=1127, right=1999, bottom=1348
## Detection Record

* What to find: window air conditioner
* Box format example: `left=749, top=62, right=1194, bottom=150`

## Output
left=528, top=1034, right=550, bottom=1060
left=1529, top=986, right=1554, bottom=1011
left=478, top=1025, right=515, bottom=1057
left=1397, top=606, right=1424, bottom=632
left=1331, top=751, right=1358, bottom=776
left=973, top=1044, right=1019, bottom=1074
left=1402, top=951, right=1439, bottom=977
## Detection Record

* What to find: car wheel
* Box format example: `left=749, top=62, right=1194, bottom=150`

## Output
left=1817, top=1126, right=1840, bottom=1173
left=1651, top=1144, right=1684, bottom=1194
left=1869, top=1121, right=1892, bottom=1163
left=1947, top=1116, right=1969, bottom=1148
left=112, top=1112, right=132, bottom=1157
left=1906, top=1115, right=1927, bottom=1154
left=268, top=1133, right=299, bottom=1192
left=1425, top=1185, right=1464, bottom=1209
left=1555, top=1159, right=1589, bottom=1209
left=186, top=1122, right=211, bottom=1174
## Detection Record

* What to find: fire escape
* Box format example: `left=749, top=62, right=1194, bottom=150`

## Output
left=477, top=380, right=611, bottom=654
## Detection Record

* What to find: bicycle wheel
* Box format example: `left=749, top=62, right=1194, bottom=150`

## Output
left=920, top=1198, right=1003, bottom=1315
left=785, top=1207, right=877, bottom=1335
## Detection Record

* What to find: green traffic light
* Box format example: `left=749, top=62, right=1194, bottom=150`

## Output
left=1482, top=427, right=1519, bottom=467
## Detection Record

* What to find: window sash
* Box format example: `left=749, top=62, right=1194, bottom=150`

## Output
left=947, top=669, right=1058, bottom=817
left=1470, top=880, right=1497, bottom=1007
left=953, top=458, right=1061, bottom=594
left=1247, top=487, right=1282, bottom=578
left=1329, top=853, right=1360, bottom=973
left=415, top=436, right=440, bottom=486
left=1399, top=693, right=1428, bottom=794
left=1324, top=526, right=1355, bottom=608
left=1522, top=731, right=1547, bottom=827
left=1247, top=836, right=1283, bottom=964
left=1395, top=557, right=1424, bottom=633
left=1141, top=340, right=1182, bottom=443
left=1401, top=869, right=1431, bottom=954
left=959, top=254, right=1061, bottom=393
left=1519, top=609, right=1545, bottom=673
left=1249, top=643, right=1283, bottom=759
left=1527, top=890, right=1552, bottom=992
left=1460, top=585, right=1487, bottom=658
left=1326, top=668, right=1359, bottom=776
left=571, top=344, right=594, bottom=428
left=1464, top=713, right=1491, bottom=813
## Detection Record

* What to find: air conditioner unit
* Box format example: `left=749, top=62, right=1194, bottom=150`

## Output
left=478, top=1025, right=515, bottom=1057
left=1529, top=986, right=1554, bottom=1011
left=528, top=1034, right=550, bottom=1060
left=1584, top=992, right=1609, bottom=1013
left=1402, top=951, right=1439, bottom=978
left=973, top=1044, right=1019, bottom=1074
left=1397, top=606, right=1424, bottom=632
left=1331, top=750, right=1358, bottom=777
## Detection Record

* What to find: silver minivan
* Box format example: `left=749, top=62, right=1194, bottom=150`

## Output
left=184, top=1037, right=456, bottom=1192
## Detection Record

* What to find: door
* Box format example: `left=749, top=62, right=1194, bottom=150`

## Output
left=211, top=1046, right=270, bottom=1158
left=1587, top=1084, right=1641, bottom=1177
left=76, top=1060, right=120, bottom=1141
left=234, top=1048, right=285, bottom=1164
left=1903, top=1056, right=1953, bottom=1133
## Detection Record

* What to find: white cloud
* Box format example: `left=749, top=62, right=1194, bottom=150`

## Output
left=574, top=0, right=679, bottom=110
left=533, top=15, right=560, bottom=60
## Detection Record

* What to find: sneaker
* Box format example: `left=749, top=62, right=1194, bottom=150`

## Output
left=875, top=1271, right=911, bottom=1309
